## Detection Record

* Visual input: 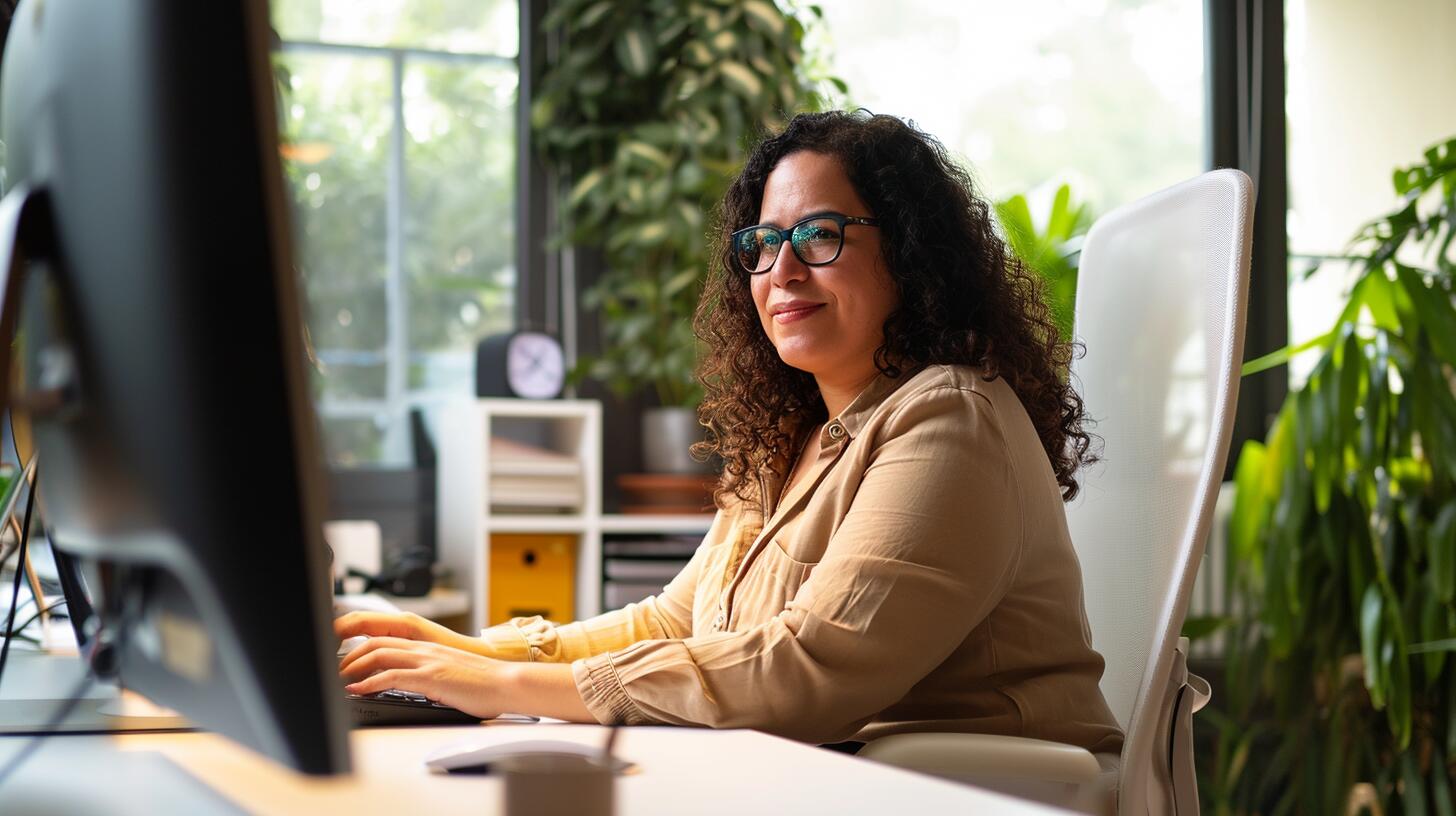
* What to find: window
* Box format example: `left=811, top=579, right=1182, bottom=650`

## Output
left=813, top=0, right=1204, bottom=215
left=272, top=1, right=518, bottom=465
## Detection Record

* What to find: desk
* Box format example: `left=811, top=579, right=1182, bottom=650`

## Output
left=1, top=722, right=1074, bottom=814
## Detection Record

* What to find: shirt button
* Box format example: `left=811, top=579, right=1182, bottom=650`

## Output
left=713, top=612, right=726, bottom=629
left=828, top=422, right=846, bottom=440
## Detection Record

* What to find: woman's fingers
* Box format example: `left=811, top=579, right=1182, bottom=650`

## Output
left=344, top=668, right=416, bottom=696
left=333, top=611, right=423, bottom=641
left=340, top=644, right=439, bottom=684
left=338, top=636, right=425, bottom=675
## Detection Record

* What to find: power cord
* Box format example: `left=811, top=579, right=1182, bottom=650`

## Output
left=0, top=463, right=38, bottom=693
left=2, top=599, right=66, bottom=639
left=0, top=463, right=93, bottom=789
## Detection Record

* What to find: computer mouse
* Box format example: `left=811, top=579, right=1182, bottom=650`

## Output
left=337, top=635, right=369, bottom=657
left=424, top=738, right=634, bottom=775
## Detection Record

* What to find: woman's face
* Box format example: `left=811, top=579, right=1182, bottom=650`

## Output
left=749, top=151, right=898, bottom=388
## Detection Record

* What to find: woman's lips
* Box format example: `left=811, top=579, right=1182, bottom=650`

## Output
left=772, top=303, right=825, bottom=324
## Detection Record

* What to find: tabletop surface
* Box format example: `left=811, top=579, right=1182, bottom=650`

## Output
left=1, top=720, right=1074, bottom=815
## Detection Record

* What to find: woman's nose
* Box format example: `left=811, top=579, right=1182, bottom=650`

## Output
left=767, top=241, right=810, bottom=285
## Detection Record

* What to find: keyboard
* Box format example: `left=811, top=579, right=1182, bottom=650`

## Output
left=346, top=689, right=486, bottom=727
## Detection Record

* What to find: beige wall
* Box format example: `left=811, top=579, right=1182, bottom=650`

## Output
left=1288, top=0, right=1456, bottom=255
left=1285, top=0, right=1456, bottom=373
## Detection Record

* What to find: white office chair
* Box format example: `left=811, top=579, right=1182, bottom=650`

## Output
left=861, top=169, right=1255, bottom=815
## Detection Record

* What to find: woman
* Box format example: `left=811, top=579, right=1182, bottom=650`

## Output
left=338, top=110, right=1124, bottom=758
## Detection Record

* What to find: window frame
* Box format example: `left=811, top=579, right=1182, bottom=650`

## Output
left=277, top=38, right=519, bottom=464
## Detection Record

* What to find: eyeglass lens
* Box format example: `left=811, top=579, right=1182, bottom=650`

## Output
left=736, top=218, right=843, bottom=274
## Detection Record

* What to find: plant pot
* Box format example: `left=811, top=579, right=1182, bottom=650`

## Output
left=641, top=407, right=711, bottom=474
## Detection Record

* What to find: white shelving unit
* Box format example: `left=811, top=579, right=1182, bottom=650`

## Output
left=437, top=397, right=715, bottom=633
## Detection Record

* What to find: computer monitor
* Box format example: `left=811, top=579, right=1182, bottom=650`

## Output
left=0, top=0, right=349, bottom=774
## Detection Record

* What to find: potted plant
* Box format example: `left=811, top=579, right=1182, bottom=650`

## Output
left=531, top=0, right=839, bottom=474
left=1204, top=138, right=1456, bottom=813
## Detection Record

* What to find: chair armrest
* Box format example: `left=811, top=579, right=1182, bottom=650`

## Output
left=859, top=732, right=1103, bottom=786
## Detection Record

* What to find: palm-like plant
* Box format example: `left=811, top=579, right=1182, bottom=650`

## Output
left=995, top=183, right=1091, bottom=342
left=1207, top=138, right=1456, bottom=814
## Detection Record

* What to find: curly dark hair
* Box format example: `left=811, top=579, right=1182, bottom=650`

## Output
left=691, top=110, right=1095, bottom=511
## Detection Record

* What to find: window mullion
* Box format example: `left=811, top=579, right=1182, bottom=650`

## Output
left=385, top=50, right=409, bottom=461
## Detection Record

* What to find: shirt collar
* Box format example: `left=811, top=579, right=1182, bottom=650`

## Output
left=816, top=362, right=927, bottom=449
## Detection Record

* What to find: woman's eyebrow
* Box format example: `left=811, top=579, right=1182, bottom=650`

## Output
left=753, top=209, right=843, bottom=228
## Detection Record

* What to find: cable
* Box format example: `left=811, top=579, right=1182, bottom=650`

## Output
left=0, top=466, right=36, bottom=693
left=2, top=599, right=66, bottom=639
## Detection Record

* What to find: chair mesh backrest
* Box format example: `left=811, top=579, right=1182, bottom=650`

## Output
left=1065, top=171, right=1252, bottom=770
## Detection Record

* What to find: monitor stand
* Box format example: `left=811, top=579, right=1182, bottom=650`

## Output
left=0, top=650, right=191, bottom=734
left=96, top=688, right=187, bottom=727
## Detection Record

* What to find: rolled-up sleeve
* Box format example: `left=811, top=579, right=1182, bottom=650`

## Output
left=478, top=513, right=724, bottom=663
left=572, top=385, right=1024, bottom=743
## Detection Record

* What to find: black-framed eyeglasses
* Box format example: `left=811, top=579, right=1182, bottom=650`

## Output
left=730, top=212, right=879, bottom=275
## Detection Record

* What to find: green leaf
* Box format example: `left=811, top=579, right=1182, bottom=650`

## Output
left=741, top=0, right=786, bottom=37
left=1362, top=269, right=1402, bottom=331
left=1394, top=262, right=1456, bottom=362
left=576, top=0, right=616, bottom=31
left=1433, top=502, right=1456, bottom=603
left=656, top=18, right=689, bottom=46
left=615, top=27, right=656, bottom=78
left=1241, top=329, right=1335, bottom=376
left=708, top=29, right=738, bottom=56
left=1402, top=751, right=1429, bottom=816
left=1181, top=615, right=1233, bottom=641
left=633, top=221, right=670, bottom=246
left=663, top=268, right=698, bottom=297
left=1420, top=588, right=1449, bottom=681
left=567, top=167, right=608, bottom=210
left=1385, top=598, right=1414, bottom=749
left=1336, top=328, right=1361, bottom=453
left=1361, top=584, right=1385, bottom=707
left=1045, top=184, right=1075, bottom=240
left=1230, top=441, right=1268, bottom=564
left=717, top=60, right=763, bottom=99
left=1435, top=746, right=1456, bottom=816
left=620, top=139, right=672, bottom=171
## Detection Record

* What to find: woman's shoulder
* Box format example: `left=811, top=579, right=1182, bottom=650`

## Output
left=889, top=363, right=1008, bottom=408
left=867, top=363, right=1040, bottom=448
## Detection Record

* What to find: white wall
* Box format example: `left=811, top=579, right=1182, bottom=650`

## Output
left=1286, top=0, right=1456, bottom=367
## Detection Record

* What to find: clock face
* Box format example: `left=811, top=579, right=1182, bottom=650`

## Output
left=506, top=332, right=565, bottom=399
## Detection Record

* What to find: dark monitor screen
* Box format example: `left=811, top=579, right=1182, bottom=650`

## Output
left=0, top=0, right=349, bottom=774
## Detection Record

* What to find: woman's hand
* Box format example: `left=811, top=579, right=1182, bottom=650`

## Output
left=339, top=636, right=597, bottom=723
left=339, top=636, right=509, bottom=719
left=333, top=610, right=493, bottom=658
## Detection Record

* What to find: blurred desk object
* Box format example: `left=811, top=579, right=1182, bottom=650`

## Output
left=335, top=587, right=470, bottom=623
left=0, top=723, right=1075, bottom=814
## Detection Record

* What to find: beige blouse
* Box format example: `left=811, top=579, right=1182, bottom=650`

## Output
left=479, top=363, right=1124, bottom=755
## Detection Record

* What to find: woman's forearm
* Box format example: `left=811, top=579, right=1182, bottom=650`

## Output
left=500, top=661, right=597, bottom=723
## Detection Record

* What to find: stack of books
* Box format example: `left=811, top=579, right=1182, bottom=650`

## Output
left=487, top=437, right=584, bottom=514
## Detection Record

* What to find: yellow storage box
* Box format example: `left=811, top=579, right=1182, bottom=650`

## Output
left=488, top=533, right=576, bottom=625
